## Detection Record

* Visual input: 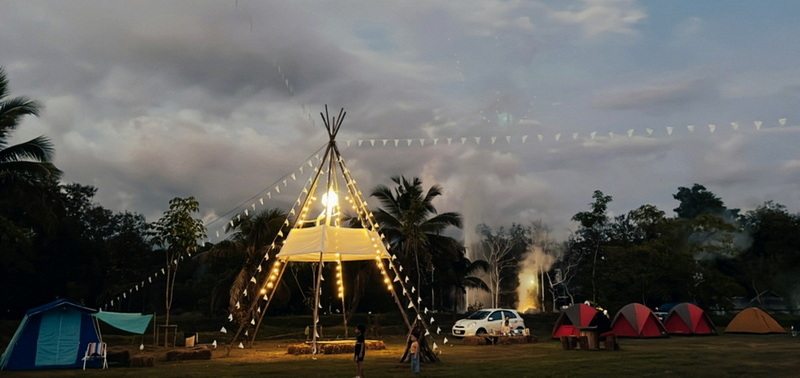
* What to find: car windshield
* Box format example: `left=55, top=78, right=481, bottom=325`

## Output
left=466, top=310, right=491, bottom=320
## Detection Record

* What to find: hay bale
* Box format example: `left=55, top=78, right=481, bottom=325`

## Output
left=165, top=346, right=212, bottom=361
left=287, top=340, right=386, bottom=355
left=129, top=355, right=154, bottom=367
left=106, top=349, right=130, bottom=366
left=462, top=336, right=488, bottom=346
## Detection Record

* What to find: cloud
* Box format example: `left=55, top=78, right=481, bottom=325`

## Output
left=549, top=0, right=646, bottom=38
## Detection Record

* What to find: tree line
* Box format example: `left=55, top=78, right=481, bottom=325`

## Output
left=3, top=66, right=798, bottom=326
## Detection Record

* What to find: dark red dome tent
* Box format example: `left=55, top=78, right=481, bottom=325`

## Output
left=663, top=303, right=717, bottom=335
left=609, top=303, right=668, bottom=338
left=551, top=303, right=610, bottom=339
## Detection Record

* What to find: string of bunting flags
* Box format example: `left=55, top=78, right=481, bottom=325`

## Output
left=339, top=118, right=790, bottom=149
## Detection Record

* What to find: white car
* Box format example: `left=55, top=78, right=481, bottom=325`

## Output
left=451, top=308, right=525, bottom=337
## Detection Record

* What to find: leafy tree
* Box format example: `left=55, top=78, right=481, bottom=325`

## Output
left=673, top=184, right=738, bottom=219
left=570, top=190, right=612, bottom=303
left=150, top=196, right=206, bottom=345
left=738, top=201, right=800, bottom=301
left=371, top=176, right=463, bottom=300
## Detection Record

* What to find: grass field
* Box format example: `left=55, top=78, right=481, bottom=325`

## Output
left=3, top=312, right=800, bottom=377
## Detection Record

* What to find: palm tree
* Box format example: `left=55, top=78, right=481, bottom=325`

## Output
left=200, top=208, right=288, bottom=344
left=371, top=176, right=463, bottom=300
left=0, top=66, right=61, bottom=260
left=0, top=67, right=61, bottom=185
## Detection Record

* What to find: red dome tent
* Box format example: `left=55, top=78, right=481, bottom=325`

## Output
left=663, top=303, right=717, bottom=335
left=609, top=303, right=667, bottom=338
left=551, top=303, right=610, bottom=339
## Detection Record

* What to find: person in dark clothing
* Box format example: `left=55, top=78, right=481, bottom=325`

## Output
left=354, top=324, right=366, bottom=378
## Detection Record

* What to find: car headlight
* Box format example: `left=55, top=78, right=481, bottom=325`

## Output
left=467, top=321, right=476, bottom=328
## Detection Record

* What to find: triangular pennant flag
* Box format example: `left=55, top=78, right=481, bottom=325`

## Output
left=394, top=139, right=399, bottom=147
left=243, top=289, right=248, bottom=297
left=430, top=317, right=435, bottom=324
left=437, top=327, right=442, bottom=334
left=555, top=133, right=561, bottom=141
left=236, top=301, right=240, bottom=309
left=238, top=342, right=244, bottom=349
left=491, top=136, right=496, bottom=144
left=708, top=124, right=716, bottom=133
left=228, top=314, right=233, bottom=321
left=424, top=307, right=429, bottom=314
left=382, top=139, right=388, bottom=146
left=505, top=136, right=511, bottom=144
left=443, top=337, right=449, bottom=344
left=220, top=327, right=227, bottom=333
left=627, top=129, right=634, bottom=138
left=412, top=286, right=416, bottom=293
left=404, top=276, right=409, bottom=283
left=417, top=314, right=422, bottom=320
left=755, top=121, right=762, bottom=130
left=779, top=118, right=787, bottom=126
left=250, top=277, right=257, bottom=283
left=407, top=301, right=414, bottom=309
left=433, top=138, right=439, bottom=145
left=522, top=135, right=528, bottom=143
left=646, top=128, right=654, bottom=135
left=263, top=294, right=268, bottom=301
left=572, top=132, right=579, bottom=140
left=687, top=125, right=695, bottom=133
left=447, top=137, right=452, bottom=145
left=417, top=296, right=422, bottom=303
left=433, top=342, right=438, bottom=350
left=667, top=126, right=674, bottom=135
left=461, top=137, right=467, bottom=144
left=259, top=197, right=264, bottom=205
left=212, top=340, right=217, bottom=348
left=403, top=289, right=407, bottom=295
left=257, top=265, right=262, bottom=273
left=537, top=134, right=543, bottom=142
left=245, top=209, right=249, bottom=216
left=393, top=276, right=400, bottom=282
left=425, top=329, right=430, bottom=336
left=257, top=307, right=261, bottom=313
left=251, top=318, right=256, bottom=325
left=474, top=137, right=481, bottom=144
left=161, top=268, right=166, bottom=274
left=358, top=140, right=363, bottom=147
left=406, top=139, right=412, bottom=146
left=419, top=138, right=425, bottom=146
left=245, top=330, right=249, bottom=336
left=731, top=122, right=740, bottom=130
left=590, top=131, right=597, bottom=140
left=608, top=131, right=614, bottom=138
left=399, top=265, right=403, bottom=272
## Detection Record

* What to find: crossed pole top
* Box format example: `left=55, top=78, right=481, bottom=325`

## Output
left=321, top=105, right=346, bottom=145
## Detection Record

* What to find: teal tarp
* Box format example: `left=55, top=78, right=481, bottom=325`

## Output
left=94, top=311, right=153, bottom=334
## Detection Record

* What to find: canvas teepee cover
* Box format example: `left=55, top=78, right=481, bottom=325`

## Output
left=724, top=307, right=786, bottom=334
left=663, top=303, right=716, bottom=335
left=609, top=303, right=668, bottom=338
left=225, top=107, right=438, bottom=363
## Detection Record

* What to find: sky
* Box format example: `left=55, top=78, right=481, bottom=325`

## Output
left=3, top=0, right=800, bottom=245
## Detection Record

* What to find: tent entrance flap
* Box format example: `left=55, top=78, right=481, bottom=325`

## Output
left=36, top=308, right=82, bottom=367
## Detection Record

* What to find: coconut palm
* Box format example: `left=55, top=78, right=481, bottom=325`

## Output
left=371, top=176, right=463, bottom=298
left=0, top=67, right=61, bottom=185
left=200, top=208, right=288, bottom=341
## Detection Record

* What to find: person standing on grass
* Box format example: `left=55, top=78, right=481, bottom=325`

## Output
left=409, top=333, right=420, bottom=374
left=354, top=324, right=366, bottom=378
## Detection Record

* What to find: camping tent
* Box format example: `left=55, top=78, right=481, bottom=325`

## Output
left=724, top=307, right=786, bottom=334
left=663, top=303, right=717, bottom=335
left=0, top=299, right=102, bottom=370
left=1, top=300, right=154, bottom=371
left=225, top=107, right=437, bottom=363
left=551, top=303, right=611, bottom=339
left=609, top=303, right=668, bottom=338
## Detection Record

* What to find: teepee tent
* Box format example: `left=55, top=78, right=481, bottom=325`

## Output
left=609, top=303, right=668, bottom=338
left=551, top=303, right=610, bottom=339
left=663, top=303, right=717, bottom=335
left=724, top=307, right=786, bottom=334
left=224, top=107, right=439, bottom=363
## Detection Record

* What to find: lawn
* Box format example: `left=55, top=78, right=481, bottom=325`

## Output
left=4, top=331, right=800, bottom=377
